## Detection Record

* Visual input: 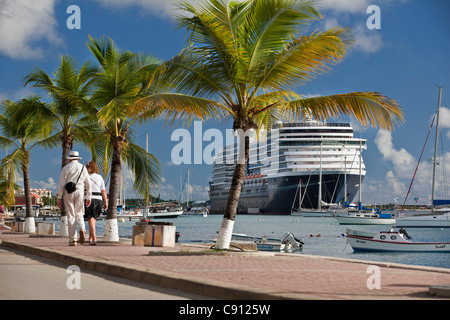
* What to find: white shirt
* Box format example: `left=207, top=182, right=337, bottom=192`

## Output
left=87, top=173, right=106, bottom=200
left=57, top=160, right=91, bottom=200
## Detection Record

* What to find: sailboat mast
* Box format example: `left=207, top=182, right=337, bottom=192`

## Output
left=431, top=86, right=442, bottom=213
left=146, top=132, right=149, bottom=207
left=187, top=168, right=190, bottom=208
left=344, top=156, right=347, bottom=204
left=359, top=141, right=362, bottom=208
left=318, top=142, right=323, bottom=210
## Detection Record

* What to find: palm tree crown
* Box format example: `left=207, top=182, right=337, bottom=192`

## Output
left=23, top=55, right=99, bottom=168
left=0, top=97, right=54, bottom=232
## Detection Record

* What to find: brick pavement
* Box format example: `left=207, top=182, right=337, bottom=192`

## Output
left=1, top=230, right=449, bottom=300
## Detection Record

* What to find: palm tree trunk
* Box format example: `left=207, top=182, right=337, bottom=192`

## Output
left=103, top=132, right=126, bottom=242
left=215, top=135, right=250, bottom=249
left=107, top=144, right=121, bottom=220
left=59, top=134, right=73, bottom=236
left=61, top=137, right=71, bottom=168
left=22, top=157, right=35, bottom=233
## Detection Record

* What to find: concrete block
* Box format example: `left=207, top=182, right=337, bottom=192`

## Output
left=132, top=225, right=146, bottom=246
left=36, top=222, right=55, bottom=235
left=144, top=225, right=176, bottom=247
left=12, top=221, right=25, bottom=232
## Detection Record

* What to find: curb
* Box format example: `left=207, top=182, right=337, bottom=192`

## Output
left=429, top=285, right=450, bottom=298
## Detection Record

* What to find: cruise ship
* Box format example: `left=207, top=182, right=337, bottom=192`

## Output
left=209, top=118, right=366, bottom=215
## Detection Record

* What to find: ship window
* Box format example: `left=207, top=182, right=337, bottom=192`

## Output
left=380, top=235, right=386, bottom=240
left=390, top=235, right=397, bottom=240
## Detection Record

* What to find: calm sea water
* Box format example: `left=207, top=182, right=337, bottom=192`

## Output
left=48, top=214, right=450, bottom=269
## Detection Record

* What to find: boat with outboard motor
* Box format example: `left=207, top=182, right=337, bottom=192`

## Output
left=345, top=227, right=450, bottom=252
left=212, top=232, right=304, bottom=252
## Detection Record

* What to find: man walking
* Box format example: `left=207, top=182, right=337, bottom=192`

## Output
left=57, top=151, right=91, bottom=246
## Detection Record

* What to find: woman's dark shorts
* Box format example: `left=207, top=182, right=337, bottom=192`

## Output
left=85, top=199, right=103, bottom=220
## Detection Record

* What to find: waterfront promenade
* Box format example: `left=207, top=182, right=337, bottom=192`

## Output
left=1, top=227, right=449, bottom=300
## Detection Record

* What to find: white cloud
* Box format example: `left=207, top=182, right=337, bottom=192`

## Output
left=353, top=25, right=383, bottom=53
left=320, top=0, right=409, bottom=53
left=0, top=0, right=62, bottom=60
left=0, top=87, right=38, bottom=102
left=33, top=177, right=57, bottom=192
left=372, top=128, right=450, bottom=204
left=385, top=170, right=405, bottom=194
left=320, top=0, right=370, bottom=14
left=439, top=106, right=450, bottom=128
left=375, top=130, right=416, bottom=179
left=92, top=0, right=203, bottom=17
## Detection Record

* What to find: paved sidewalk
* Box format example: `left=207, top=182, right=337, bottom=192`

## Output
left=1, top=230, right=449, bottom=300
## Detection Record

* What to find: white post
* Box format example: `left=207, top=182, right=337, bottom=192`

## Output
left=215, top=218, right=235, bottom=249
left=24, top=217, right=35, bottom=233
left=59, top=215, right=69, bottom=236
left=103, top=218, right=119, bottom=242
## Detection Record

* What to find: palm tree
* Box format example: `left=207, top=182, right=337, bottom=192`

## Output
left=163, top=0, right=404, bottom=249
left=23, top=56, right=99, bottom=234
left=0, top=165, right=19, bottom=209
left=85, top=36, right=166, bottom=241
left=0, top=97, right=54, bottom=232
left=23, top=56, right=99, bottom=165
left=87, top=36, right=219, bottom=241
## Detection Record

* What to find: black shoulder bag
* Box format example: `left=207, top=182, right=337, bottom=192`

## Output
left=64, top=167, right=84, bottom=194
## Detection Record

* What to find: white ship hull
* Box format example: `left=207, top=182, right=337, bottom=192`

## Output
left=347, top=235, right=450, bottom=252
left=395, top=213, right=450, bottom=228
left=147, top=210, right=183, bottom=219
left=335, top=215, right=396, bottom=225
left=291, top=209, right=331, bottom=217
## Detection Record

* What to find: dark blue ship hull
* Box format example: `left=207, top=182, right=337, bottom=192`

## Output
left=209, top=173, right=361, bottom=215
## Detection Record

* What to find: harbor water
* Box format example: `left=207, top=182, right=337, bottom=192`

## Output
left=46, top=214, right=450, bottom=269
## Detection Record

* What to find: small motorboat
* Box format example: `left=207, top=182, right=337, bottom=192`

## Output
left=346, top=227, right=450, bottom=252
left=256, top=232, right=304, bottom=252
left=212, top=232, right=304, bottom=252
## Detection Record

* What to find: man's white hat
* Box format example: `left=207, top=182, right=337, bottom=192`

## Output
left=67, top=151, right=82, bottom=160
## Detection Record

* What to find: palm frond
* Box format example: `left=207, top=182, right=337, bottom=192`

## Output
left=241, top=0, right=322, bottom=76
left=254, top=27, right=353, bottom=92
left=285, top=92, right=404, bottom=130
left=157, top=48, right=233, bottom=102
left=134, top=93, right=225, bottom=127
left=122, top=142, right=161, bottom=197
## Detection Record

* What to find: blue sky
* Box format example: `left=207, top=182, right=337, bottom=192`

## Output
left=0, top=0, right=449, bottom=205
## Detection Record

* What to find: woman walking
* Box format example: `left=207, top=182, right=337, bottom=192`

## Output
left=85, top=161, right=107, bottom=245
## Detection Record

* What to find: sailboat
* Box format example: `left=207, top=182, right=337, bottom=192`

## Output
left=333, top=141, right=396, bottom=225
left=396, top=86, right=450, bottom=228
left=291, top=143, right=333, bottom=217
